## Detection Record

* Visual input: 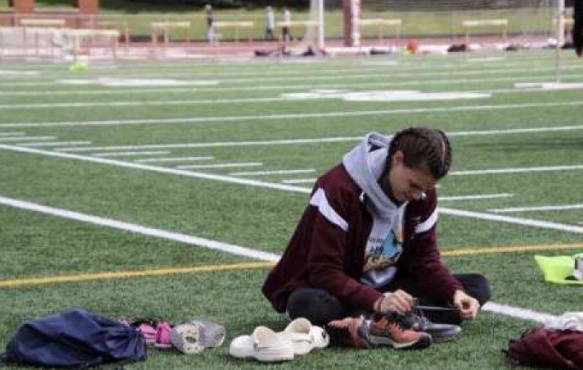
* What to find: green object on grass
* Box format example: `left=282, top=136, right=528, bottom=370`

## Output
left=534, top=255, right=583, bottom=285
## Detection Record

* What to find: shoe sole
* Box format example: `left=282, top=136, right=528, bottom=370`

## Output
left=254, top=346, right=295, bottom=362
left=359, top=323, right=432, bottom=350
left=425, top=325, right=462, bottom=343
left=367, top=333, right=432, bottom=350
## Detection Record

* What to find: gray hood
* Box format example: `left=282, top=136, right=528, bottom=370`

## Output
left=342, top=132, right=402, bottom=220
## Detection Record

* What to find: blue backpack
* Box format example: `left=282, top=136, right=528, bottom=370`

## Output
left=1, top=309, right=146, bottom=368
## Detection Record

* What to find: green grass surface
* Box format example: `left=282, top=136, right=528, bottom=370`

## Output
left=0, top=50, right=582, bottom=369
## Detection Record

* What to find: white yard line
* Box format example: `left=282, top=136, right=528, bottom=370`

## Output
left=489, top=203, right=583, bottom=213
left=439, top=193, right=514, bottom=201
left=450, top=164, right=583, bottom=176
left=0, top=97, right=287, bottom=110
left=58, top=137, right=362, bottom=152
left=281, top=178, right=316, bottom=184
left=1, top=65, right=579, bottom=89
left=0, top=136, right=56, bottom=142
left=1, top=84, right=581, bottom=111
left=0, top=132, right=25, bottom=136
left=1, top=100, right=581, bottom=129
left=21, top=141, right=92, bottom=147
left=482, top=302, right=557, bottom=323
left=3, top=144, right=583, bottom=237
left=177, top=162, right=263, bottom=170
left=91, top=151, right=170, bottom=158
left=230, top=169, right=316, bottom=177
left=56, top=124, right=583, bottom=153
left=2, top=73, right=583, bottom=98
left=0, top=195, right=280, bottom=262
left=0, top=193, right=559, bottom=324
left=135, top=156, right=214, bottom=163
left=440, top=207, right=583, bottom=234
left=0, top=144, right=309, bottom=194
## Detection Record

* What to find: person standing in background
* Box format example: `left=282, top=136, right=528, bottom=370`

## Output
left=205, top=4, right=215, bottom=44
left=265, top=6, right=275, bottom=41
left=281, top=7, right=293, bottom=42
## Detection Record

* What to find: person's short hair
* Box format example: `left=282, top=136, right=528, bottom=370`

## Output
left=387, top=126, right=452, bottom=179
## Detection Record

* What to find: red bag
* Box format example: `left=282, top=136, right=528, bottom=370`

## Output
left=506, top=327, right=583, bottom=369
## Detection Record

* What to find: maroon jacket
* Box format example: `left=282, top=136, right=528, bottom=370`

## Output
left=262, top=163, right=463, bottom=313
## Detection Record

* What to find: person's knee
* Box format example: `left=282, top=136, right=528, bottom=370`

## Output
left=286, top=288, right=344, bottom=326
left=462, top=273, right=491, bottom=305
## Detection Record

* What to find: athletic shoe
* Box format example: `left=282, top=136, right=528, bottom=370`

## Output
left=397, top=312, right=462, bottom=343
left=326, top=315, right=431, bottom=350
left=364, top=314, right=432, bottom=349
left=190, top=319, right=226, bottom=348
left=170, top=324, right=204, bottom=354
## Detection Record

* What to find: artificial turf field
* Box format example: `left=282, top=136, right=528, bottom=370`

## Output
left=0, top=50, right=582, bottom=369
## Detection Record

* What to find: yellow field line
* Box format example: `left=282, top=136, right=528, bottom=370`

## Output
left=441, top=241, right=583, bottom=256
left=0, top=262, right=275, bottom=288
left=1, top=241, right=582, bottom=288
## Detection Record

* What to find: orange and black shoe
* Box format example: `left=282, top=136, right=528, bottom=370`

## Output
left=326, top=315, right=431, bottom=350
left=364, top=314, right=432, bottom=350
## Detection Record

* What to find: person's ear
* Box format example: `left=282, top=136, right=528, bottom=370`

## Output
left=392, top=151, right=404, bottom=166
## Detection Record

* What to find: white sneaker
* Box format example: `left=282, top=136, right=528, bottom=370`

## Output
left=229, top=326, right=294, bottom=362
left=170, top=324, right=204, bottom=355
left=279, top=318, right=329, bottom=355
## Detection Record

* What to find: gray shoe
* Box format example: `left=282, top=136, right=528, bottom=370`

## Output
left=396, top=312, right=461, bottom=343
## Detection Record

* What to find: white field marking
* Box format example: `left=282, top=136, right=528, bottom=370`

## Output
left=439, top=193, right=514, bottom=202
left=450, top=164, right=583, bottom=176
left=0, top=70, right=40, bottom=76
left=281, top=178, right=316, bottom=184
left=56, top=78, right=220, bottom=87
left=20, top=141, right=92, bottom=148
left=0, top=144, right=309, bottom=194
left=59, top=137, right=362, bottom=152
left=515, top=82, right=583, bottom=91
left=0, top=97, right=287, bottom=110
left=282, top=90, right=491, bottom=102
left=1, top=82, right=582, bottom=112
left=0, top=132, right=25, bottom=136
left=91, top=151, right=170, bottom=158
left=2, top=100, right=582, bottom=129
left=466, top=57, right=506, bottom=63
left=0, top=64, right=578, bottom=88
left=135, top=156, right=214, bottom=163
left=56, top=124, right=583, bottom=153
left=3, top=73, right=583, bottom=98
left=3, top=142, right=583, bottom=238
left=0, top=192, right=562, bottom=323
left=0, top=195, right=280, bottom=262
left=482, top=302, right=557, bottom=323
left=229, top=169, right=316, bottom=177
left=177, top=162, right=263, bottom=170
left=488, top=203, right=583, bottom=213
left=0, top=136, right=56, bottom=142
left=440, top=207, right=583, bottom=234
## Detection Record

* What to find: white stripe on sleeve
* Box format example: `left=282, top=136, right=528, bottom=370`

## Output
left=415, top=208, right=438, bottom=234
left=309, top=188, right=349, bottom=231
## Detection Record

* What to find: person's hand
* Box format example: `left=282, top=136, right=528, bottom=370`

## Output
left=374, top=289, right=414, bottom=315
left=453, top=290, right=480, bottom=320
